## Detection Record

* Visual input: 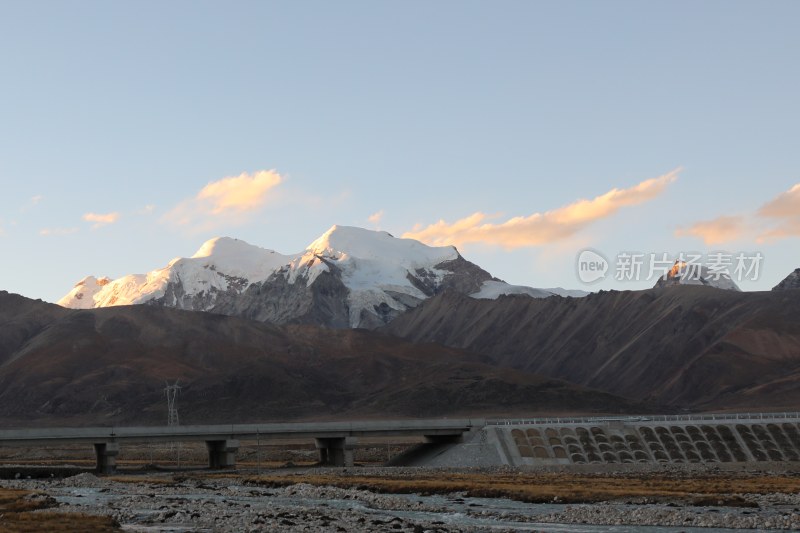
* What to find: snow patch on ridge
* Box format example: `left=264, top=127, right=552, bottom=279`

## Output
left=470, top=280, right=553, bottom=299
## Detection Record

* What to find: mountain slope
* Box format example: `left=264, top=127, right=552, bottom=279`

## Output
left=58, top=225, right=578, bottom=328
left=0, top=291, right=648, bottom=426
left=773, top=268, right=800, bottom=291
left=384, top=287, right=800, bottom=410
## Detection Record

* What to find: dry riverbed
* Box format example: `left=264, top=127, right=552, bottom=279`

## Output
left=1, top=465, right=800, bottom=531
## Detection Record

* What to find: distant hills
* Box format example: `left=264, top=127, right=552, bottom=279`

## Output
left=0, top=291, right=648, bottom=426
left=385, top=285, right=800, bottom=410
left=6, top=224, right=800, bottom=425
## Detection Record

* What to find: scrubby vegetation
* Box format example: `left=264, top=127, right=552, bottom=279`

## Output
left=0, top=488, right=119, bottom=532
left=244, top=470, right=800, bottom=504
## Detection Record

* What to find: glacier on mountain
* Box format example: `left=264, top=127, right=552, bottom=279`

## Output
left=59, top=225, right=584, bottom=328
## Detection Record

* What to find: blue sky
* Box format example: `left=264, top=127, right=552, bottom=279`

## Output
left=1, top=1, right=798, bottom=302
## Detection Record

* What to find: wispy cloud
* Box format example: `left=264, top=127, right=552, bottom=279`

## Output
left=676, top=182, right=800, bottom=244
left=368, top=210, right=384, bottom=225
left=40, top=227, right=79, bottom=237
left=83, top=212, right=120, bottom=229
left=403, top=168, right=680, bottom=249
left=138, top=204, right=156, bottom=215
left=756, top=183, right=800, bottom=241
left=675, top=215, right=747, bottom=245
left=162, top=170, right=283, bottom=231
left=19, top=195, right=43, bottom=213
left=758, top=183, right=800, bottom=219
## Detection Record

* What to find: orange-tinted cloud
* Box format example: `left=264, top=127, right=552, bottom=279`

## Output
left=40, top=227, right=79, bottom=236
left=757, top=183, right=800, bottom=240
left=676, top=182, right=800, bottom=244
left=403, top=168, right=680, bottom=249
left=758, top=183, right=800, bottom=219
left=675, top=215, right=747, bottom=245
left=162, top=170, right=283, bottom=230
left=368, top=210, right=384, bottom=225
left=83, top=212, right=120, bottom=229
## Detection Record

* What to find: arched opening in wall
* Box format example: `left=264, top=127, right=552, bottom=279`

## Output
left=570, top=453, right=586, bottom=464
left=618, top=451, right=634, bottom=463
left=674, top=432, right=691, bottom=443
left=716, top=449, right=733, bottom=462
left=686, top=426, right=703, bottom=440
left=647, top=442, right=665, bottom=454
left=526, top=428, right=542, bottom=439
left=553, top=447, right=568, bottom=459
left=518, top=445, right=534, bottom=458
left=634, top=450, right=650, bottom=462
left=766, top=448, right=784, bottom=461
left=533, top=446, right=550, bottom=459
left=679, top=441, right=696, bottom=455
left=511, top=429, right=527, bottom=444
left=780, top=423, right=800, bottom=445
left=601, top=451, right=618, bottom=463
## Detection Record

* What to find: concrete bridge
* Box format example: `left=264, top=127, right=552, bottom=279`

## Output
left=0, top=419, right=482, bottom=473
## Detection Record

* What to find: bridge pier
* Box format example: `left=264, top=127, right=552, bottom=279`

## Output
left=206, top=439, right=240, bottom=469
left=94, top=442, right=119, bottom=474
left=315, top=436, right=356, bottom=467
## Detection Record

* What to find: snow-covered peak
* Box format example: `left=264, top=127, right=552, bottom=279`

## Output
left=654, top=260, right=740, bottom=291
left=186, top=237, right=296, bottom=281
left=57, top=275, right=113, bottom=309
left=57, top=224, right=560, bottom=328
left=307, top=225, right=458, bottom=266
left=192, top=236, right=262, bottom=259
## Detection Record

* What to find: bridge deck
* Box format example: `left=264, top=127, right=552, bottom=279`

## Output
left=0, top=418, right=482, bottom=446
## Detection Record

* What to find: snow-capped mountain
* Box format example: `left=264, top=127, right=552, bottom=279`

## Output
left=652, top=260, right=740, bottom=291
left=773, top=268, right=800, bottom=291
left=59, top=225, right=579, bottom=328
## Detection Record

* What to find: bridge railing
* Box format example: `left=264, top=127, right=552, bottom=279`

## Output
left=485, top=412, right=800, bottom=426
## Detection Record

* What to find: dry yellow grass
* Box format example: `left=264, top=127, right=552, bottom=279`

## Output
left=244, top=471, right=800, bottom=504
left=0, top=488, right=119, bottom=532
